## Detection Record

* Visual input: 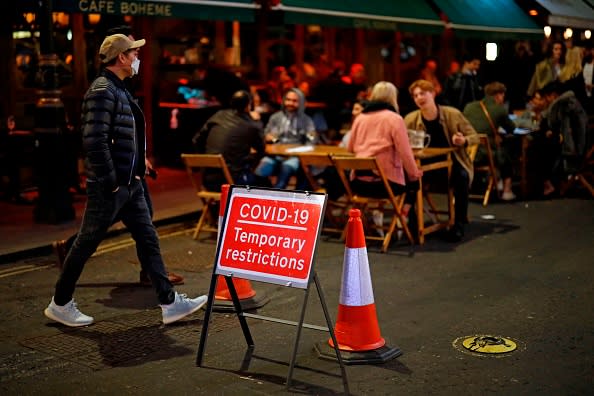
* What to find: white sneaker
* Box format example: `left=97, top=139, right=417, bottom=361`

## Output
left=372, top=210, right=385, bottom=237
left=497, top=180, right=504, bottom=192
left=44, top=297, right=94, bottom=327
left=161, top=292, right=207, bottom=325
left=501, top=191, right=516, bottom=201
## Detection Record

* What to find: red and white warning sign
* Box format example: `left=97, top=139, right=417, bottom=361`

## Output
left=215, top=187, right=326, bottom=289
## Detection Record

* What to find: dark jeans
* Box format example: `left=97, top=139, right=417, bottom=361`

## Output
left=423, top=159, right=469, bottom=227
left=476, top=137, right=516, bottom=180
left=54, top=178, right=174, bottom=305
left=451, top=160, right=470, bottom=227
left=62, top=179, right=154, bottom=266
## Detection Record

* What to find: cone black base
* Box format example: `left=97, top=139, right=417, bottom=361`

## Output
left=314, top=340, right=402, bottom=365
left=212, top=293, right=270, bottom=312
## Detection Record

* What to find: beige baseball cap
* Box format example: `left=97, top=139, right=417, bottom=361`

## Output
left=99, top=34, right=146, bottom=63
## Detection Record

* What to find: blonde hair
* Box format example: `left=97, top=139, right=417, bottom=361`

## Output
left=559, top=46, right=583, bottom=82
left=369, top=81, right=398, bottom=111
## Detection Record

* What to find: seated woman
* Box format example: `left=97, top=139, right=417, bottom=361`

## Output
left=347, top=81, right=423, bottom=226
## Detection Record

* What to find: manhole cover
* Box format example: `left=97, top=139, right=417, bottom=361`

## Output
left=453, top=335, right=519, bottom=357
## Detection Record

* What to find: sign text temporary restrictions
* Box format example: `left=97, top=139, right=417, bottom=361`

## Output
left=215, top=187, right=326, bottom=289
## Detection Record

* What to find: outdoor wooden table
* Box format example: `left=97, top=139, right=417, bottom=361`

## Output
left=414, top=147, right=456, bottom=244
left=265, top=144, right=351, bottom=156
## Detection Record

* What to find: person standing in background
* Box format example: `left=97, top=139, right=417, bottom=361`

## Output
left=582, top=44, right=594, bottom=115
left=419, top=57, right=443, bottom=97
left=0, top=115, right=30, bottom=204
left=442, top=54, right=482, bottom=111
left=559, top=43, right=585, bottom=102
left=527, top=40, right=565, bottom=97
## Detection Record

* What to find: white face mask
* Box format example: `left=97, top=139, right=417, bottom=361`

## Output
left=131, top=58, right=140, bottom=75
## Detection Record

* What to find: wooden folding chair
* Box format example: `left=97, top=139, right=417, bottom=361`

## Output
left=298, top=152, right=347, bottom=234
left=560, top=144, right=594, bottom=198
left=468, top=133, right=499, bottom=206
left=331, top=156, right=414, bottom=252
left=181, top=153, right=234, bottom=239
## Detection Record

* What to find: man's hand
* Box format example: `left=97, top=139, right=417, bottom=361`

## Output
left=145, top=158, right=157, bottom=179
left=265, top=132, right=279, bottom=144
left=452, top=132, right=466, bottom=146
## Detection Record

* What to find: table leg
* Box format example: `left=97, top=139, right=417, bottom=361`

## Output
left=447, top=153, right=454, bottom=226
left=520, top=136, right=528, bottom=198
left=417, top=163, right=425, bottom=245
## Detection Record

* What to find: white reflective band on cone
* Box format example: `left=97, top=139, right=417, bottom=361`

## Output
left=339, top=247, right=374, bottom=306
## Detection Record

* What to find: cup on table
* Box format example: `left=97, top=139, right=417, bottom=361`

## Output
left=408, top=129, right=431, bottom=149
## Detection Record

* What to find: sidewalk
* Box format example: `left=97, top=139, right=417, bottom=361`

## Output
left=0, top=167, right=199, bottom=263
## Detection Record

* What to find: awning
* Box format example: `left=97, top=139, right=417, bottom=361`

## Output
left=433, top=0, right=543, bottom=39
left=277, top=0, right=444, bottom=33
left=52, top=0, right=257, bottom=22
left=536, top=0, right=594, bottom=30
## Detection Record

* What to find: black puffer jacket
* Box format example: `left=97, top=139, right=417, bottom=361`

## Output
left=81, top=69, right=146, bottom=193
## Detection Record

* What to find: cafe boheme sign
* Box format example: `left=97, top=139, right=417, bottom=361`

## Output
left=215, top=187, right=326, bottom=290
left=78, top=0, right=172, bottom=17
left=69, top=0, right=256, bottom=21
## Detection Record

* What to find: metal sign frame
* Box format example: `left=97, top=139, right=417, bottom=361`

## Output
left=196, top=185, right=349, bottom=394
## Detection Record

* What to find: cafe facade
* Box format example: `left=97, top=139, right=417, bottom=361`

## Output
left=8, top=0, right=591, bottom=166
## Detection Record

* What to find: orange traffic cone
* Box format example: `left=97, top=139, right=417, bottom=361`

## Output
left=213, top=184, right=269, bottom=312
left=315, top=209, right=401, bottom=364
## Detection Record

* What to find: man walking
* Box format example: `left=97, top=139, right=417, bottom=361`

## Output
left=52, top=25, right=184, bottom=287
left=44, top=34, right=207, bottom=327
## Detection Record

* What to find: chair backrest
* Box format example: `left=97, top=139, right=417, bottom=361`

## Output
left=331, top=156, right=396, bottom=202
left=331, top=155, right=413, bottom=250
left=468, top=134, right=496, bottom=168
left=298, top=153, right=335, bottom=192
left=180, top=153, right=234, bottom=193
left=467, top=133, right=499, bottom=206
left=467, top=143, right=479, bottom=162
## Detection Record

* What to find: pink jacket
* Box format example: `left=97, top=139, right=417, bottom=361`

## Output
left=348, top=109, right=422, bottom=185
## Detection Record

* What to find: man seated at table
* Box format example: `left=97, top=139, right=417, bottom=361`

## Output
left=463, top=82, right=517, bottom=201
left=254, top=88, right=318, bottom=189
left=192, top=90, right=268, bottom=189
left=405, top=79, right=479, bottom=242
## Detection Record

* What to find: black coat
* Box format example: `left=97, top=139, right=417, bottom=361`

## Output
left=192, top=109, right=264, bottom=179
left=81, top=69, right=146, bottom=193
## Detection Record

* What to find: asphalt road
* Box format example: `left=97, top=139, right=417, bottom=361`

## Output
left=1, top=197, right=593, bottom=395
